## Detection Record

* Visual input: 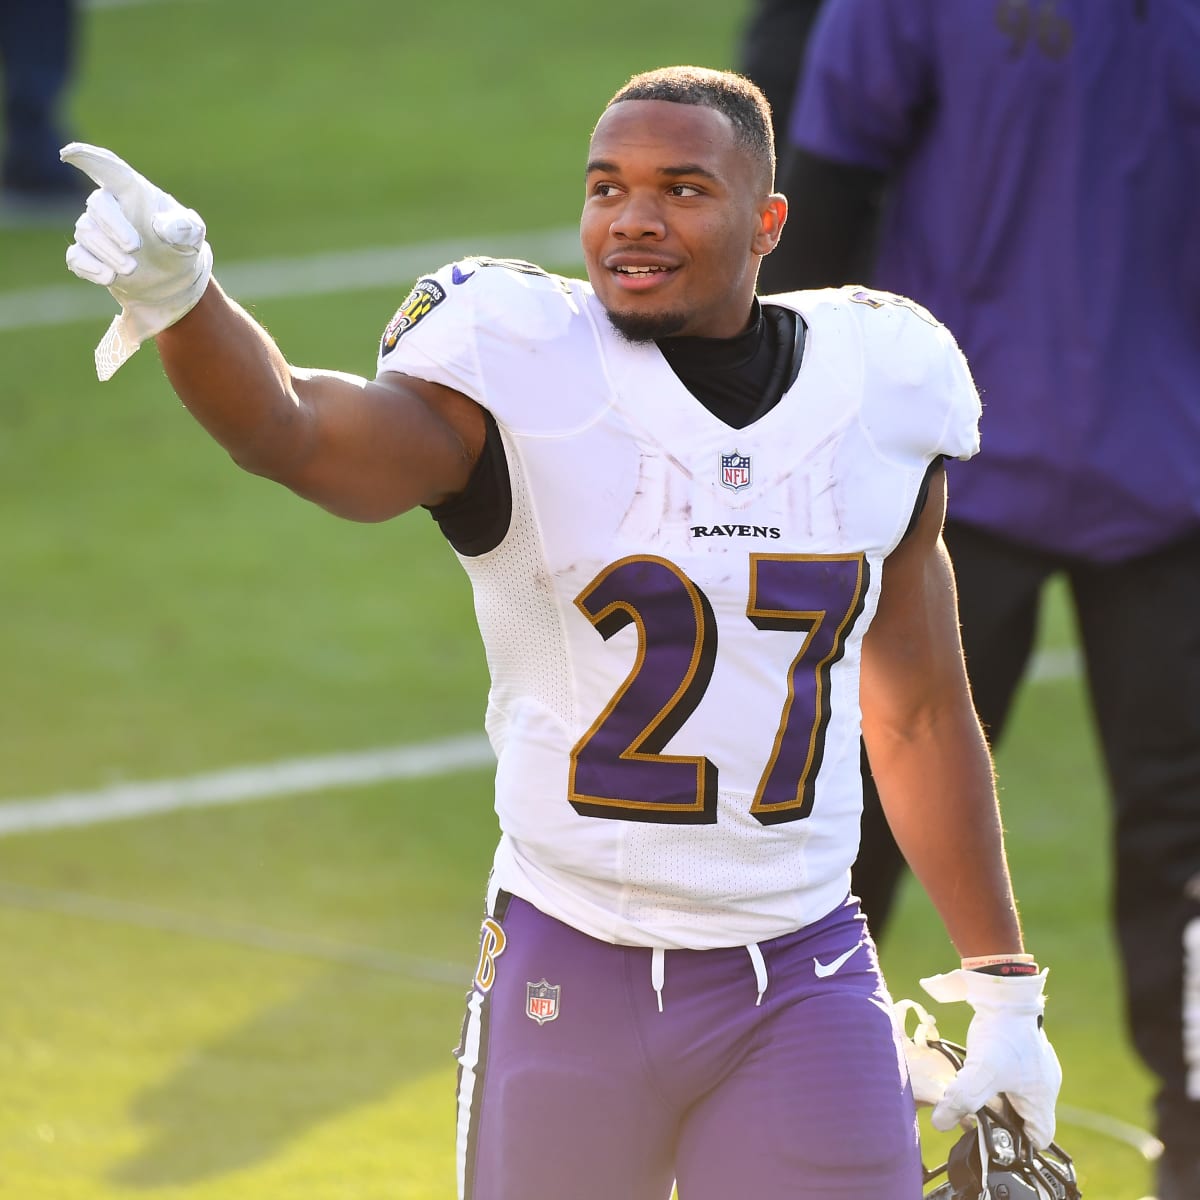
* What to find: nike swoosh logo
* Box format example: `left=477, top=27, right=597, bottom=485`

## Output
left=813, top=943, right=862, bottom=979
left=451, top=264, right=475, bottom=285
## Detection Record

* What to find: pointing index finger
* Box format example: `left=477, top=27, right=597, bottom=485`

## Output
left=59, top=142, right=147, bottom=205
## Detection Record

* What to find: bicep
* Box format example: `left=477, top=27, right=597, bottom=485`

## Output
left=275, top=369, right=487, bottom=522
left=156, top=285, right=486, bottom=522
left=857, top=465, right=1019, bottom=952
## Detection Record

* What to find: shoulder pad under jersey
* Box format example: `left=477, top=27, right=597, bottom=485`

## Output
left=375, top=256, right=609, bottom=435
left=830, top=285, right=981, bottom=464
left=376, top=255, right=583, bottom=380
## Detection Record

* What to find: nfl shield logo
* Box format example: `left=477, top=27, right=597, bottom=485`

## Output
left=721, top=450, right=752, bottom=492
left=525, top=979, right=560, bottom=1025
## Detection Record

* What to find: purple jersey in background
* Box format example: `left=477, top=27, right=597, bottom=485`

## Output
left=787, top=0, right=1200, bottom=562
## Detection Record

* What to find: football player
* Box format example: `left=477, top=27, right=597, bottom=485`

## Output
left=61, top=66, right=1062, bottom=1199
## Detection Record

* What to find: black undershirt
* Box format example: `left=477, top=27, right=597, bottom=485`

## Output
left=656, top=299, right=805, bottom=431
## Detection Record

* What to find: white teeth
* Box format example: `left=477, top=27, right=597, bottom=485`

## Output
left=616, top=265, right=667, bottom=274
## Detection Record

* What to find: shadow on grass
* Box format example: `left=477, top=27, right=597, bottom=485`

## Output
left=109, top=965, right=469, bottom=1187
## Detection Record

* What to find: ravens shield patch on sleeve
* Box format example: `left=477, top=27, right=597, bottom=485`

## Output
left=380, top=277, right=448, bottom=355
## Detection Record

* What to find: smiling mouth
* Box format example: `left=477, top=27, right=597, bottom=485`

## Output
left=608, top=263, right=679, bottom=293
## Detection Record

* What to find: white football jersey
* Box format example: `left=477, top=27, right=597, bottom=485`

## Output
left=377, top=258, right=980, bottom=950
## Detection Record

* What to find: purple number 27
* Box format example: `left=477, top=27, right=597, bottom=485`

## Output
left=569, top=553, right=868, bottom=826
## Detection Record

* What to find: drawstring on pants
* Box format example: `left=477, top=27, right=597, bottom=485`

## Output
left=747, top=942, right=768, bottom=1006
left=651, top=947, right=665, bottom=1013
left=649, top=942, right=769, bottom=1011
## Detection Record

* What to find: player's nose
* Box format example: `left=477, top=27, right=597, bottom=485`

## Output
left=610, top=192, right=666, bottom=240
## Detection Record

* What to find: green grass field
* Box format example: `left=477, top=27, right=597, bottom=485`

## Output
left=0, top=1, right=1160, bottom=1196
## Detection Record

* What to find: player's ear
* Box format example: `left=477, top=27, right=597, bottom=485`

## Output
left=753, top=193, right=787, bottom=256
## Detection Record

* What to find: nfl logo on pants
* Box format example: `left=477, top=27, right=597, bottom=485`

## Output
left=526, top=979, right=560, bottom=1025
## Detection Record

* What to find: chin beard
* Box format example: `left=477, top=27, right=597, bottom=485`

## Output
left=604, top=306, right=689, bottom=343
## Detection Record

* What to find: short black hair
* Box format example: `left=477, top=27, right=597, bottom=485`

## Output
left=606, top=65, right=776, bottom=188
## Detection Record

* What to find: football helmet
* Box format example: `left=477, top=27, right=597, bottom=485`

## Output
left=920, top=1037, right=1081, bottom=1200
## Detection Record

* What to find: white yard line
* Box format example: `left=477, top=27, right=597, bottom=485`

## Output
left=0, top=733, right=494, bottom=838
left=0, top=227, right=583, bottom=332
left=1056, top=1103, right=1163, bottom=1162
left=0, top=647, right=1080, bottom=839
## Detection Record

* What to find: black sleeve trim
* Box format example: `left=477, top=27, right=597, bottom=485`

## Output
left=900, top=456, right=945, bottom=545
left=425, top=409, right=513, bottom=557
left=787, top=311, right=807, bottom=391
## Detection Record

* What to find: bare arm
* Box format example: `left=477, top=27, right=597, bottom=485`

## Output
left=154, top=280, right=488, bottom=522
left=59, top=145, right=484, bottom=521
left=859, top=466, right=1024, bottom=957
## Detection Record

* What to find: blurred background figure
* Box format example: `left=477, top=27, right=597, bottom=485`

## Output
left=735, top=0, right=820, bottom=155
left=735, top=0, right=877, bottom=282
left=755, top=3, right=1200, bottom=1197
left=0, top=0, right=84, bottom=220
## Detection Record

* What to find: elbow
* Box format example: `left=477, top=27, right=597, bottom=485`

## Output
left=227, top=443, right=308, bottom=494
left=228, top=444, right=279, bottom=480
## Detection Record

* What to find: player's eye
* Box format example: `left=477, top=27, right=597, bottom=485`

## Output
left=667, top=184, right=703, bottom=198
left=591, top=182, right=622, bottom=198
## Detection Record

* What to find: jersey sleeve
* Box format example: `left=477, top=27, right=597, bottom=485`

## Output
left=848, top=287, right=981, bottom=464
left=786, top=0, right=933, bottom=169
left=374, top=257, right=584, bottom=406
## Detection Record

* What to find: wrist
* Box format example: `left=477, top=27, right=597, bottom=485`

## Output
left=961, top=953, right=1039, bottom=977
left=921, top=962, right=1048, bottom=1009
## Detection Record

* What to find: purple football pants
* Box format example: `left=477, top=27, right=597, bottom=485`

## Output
left=455, top=892, right=922, bottom=1199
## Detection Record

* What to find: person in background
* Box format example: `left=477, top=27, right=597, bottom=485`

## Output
left=58, top=64, right=1064, bottom=1200
left=759, top=4, right=1200, bottom=1196
left=0, top=0, right=83, bottom=218
left=735, top=0, right=822, bottom=155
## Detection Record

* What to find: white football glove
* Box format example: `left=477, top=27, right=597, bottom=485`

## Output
left=920, top=967, right=1062, bottom=1149
left=60, top=142, right=213, bottom=381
